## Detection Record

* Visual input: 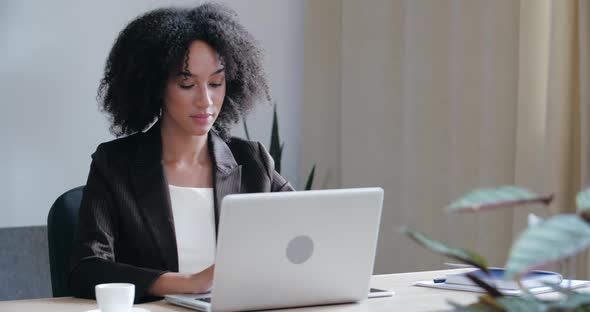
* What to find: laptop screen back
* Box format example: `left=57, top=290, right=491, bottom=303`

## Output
left=210, top=187, right=384, bottom=312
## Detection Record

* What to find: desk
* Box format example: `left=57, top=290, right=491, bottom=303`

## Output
left=0, top=269, right=496, bottom=312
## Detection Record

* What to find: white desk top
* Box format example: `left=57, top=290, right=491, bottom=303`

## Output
left=0, top=269, right=558, bottom=312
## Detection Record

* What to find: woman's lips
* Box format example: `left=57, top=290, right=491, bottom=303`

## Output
left=190, top=113, right=213, bottom=124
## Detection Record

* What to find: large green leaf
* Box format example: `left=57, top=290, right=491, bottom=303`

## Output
left=504, top=214, right=590, bottom=279
left=541, top=282, right=590, bottom=309
left=450, top=296, right=549, bottom=312
left=495, top=297, right=547, bottom=312
left=449, top=295, right=505, bottom=312
left=577, top=188, right=590, bottom=212
left=450, top=293, right=590, bottom=312
left=548, top=293, right=590, bottom=310
left=576, top=188, right=590, bottom=221
left=448, top=300, right=498, bottom=312
left=400, top=228, right=489, bottom=272
left=446, top=186, right=553, bottom=213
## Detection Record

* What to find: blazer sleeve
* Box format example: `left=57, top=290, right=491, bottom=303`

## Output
left=69, top=158, right=166, bottom=303
left=257, top=142, right=296, bottom=192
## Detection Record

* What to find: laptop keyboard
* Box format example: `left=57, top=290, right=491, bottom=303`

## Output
left=196, top=297, right=211, bottom=303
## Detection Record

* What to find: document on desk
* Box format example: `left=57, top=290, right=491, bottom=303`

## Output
left=414, top=279, right=590, bottom=296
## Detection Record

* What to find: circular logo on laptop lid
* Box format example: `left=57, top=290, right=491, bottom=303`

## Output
left=286, top=235, right=314, bottom=264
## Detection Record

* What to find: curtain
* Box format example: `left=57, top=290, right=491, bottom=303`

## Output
left=303, top=0, right=590, bottom=276
left=515, top=0, right=590, bottom=276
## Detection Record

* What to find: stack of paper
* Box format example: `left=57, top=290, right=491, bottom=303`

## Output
left=414, top=268, right=590, bottom=296
left=414, top=279, right=590, bottom=296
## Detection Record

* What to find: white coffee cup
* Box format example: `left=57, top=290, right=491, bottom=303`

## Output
left=95, top=283, right=135, bottom=312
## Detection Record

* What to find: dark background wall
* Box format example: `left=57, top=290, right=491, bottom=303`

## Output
left=0, top=226, right=52, bottom=300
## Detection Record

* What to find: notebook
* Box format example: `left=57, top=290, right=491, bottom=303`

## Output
left=444, top=268, right=563, bottom=290
left=413, top=268, right=590, bottom=296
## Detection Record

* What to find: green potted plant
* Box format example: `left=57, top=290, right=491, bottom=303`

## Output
left=402, top=186, right=590, bottom=311
left=243, top=103, right=316, bottom=190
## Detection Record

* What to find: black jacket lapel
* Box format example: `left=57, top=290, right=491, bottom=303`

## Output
left=131, top=124, right=179, bottom=271
left=209, top=131, right=242, bottom=233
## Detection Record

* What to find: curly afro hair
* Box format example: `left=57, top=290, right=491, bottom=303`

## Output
left=98, top=3, right=270, bottom=140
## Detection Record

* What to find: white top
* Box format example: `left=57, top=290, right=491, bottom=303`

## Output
left=168, top=185, right=216, bottom=273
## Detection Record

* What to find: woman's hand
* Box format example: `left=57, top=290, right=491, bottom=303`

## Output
left=187, top=265, right=215, bottom=294
left=149, top=265, right=215, bottom=296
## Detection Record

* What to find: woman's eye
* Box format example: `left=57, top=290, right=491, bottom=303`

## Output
left=210, top=82, right=223, bottom=88
left=179, top=84, right=194, bottom=89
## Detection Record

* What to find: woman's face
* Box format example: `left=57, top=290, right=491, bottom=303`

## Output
left=162, top=40, right=226, bottom=136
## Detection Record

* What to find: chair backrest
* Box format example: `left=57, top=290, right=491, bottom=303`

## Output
left=47, top=186, right=84, bottom=297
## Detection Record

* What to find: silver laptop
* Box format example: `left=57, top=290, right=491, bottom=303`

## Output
left=165, top=187, right=384, bottom=312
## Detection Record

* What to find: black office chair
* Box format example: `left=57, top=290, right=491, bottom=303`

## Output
left=47, top=186, right=84, bottom=297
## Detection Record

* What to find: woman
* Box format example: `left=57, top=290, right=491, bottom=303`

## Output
left=70, top=3, right=293, bottom=303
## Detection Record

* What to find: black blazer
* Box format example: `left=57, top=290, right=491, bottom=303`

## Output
left=69, top=122, right=294, bottom=302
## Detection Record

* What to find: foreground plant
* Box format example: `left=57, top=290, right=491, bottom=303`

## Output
left=402, top=186, right=590, bottom=311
